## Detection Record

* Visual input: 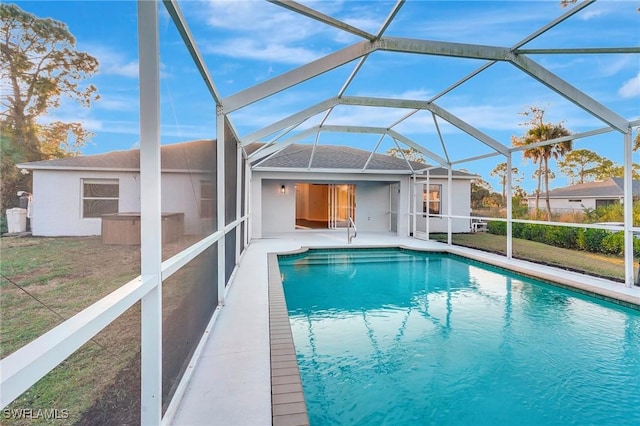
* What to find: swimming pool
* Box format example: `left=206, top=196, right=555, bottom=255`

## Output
left=278, top=248, right=640, bottom=425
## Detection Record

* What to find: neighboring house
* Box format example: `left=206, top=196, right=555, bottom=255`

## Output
left=17, top=140, right=476, bottom=238
left=249, top=143, right=476, bottom=238
left=527, top=177, right=640, bottom=213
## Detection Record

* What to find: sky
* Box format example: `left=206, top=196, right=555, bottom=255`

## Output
left=10, top=0, right=640, bottom=192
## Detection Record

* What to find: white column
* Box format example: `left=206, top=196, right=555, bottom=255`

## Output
left=236, top=143, right=242, bottom=261
left=245, top=163, right=251, bottom=245
left=411, top=175, right=416, bottom=238
left=216, top=107, right=226, bottom=303
left=426, top=172, right=430, bottom=240
left=137, top=1, right=162, bottom=424
left=506, top=154, right=513, bottom=259
left=623, top=130, right=634, bottom=287
left=447, top=166, right=452, bottom=245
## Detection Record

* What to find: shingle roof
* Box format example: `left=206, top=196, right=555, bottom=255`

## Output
left=537, top=177, right=640, bottom=199
left=18, top=140, right=475, bottom=177
left=254, top=144, right=475, bottom=177
left=18, top=140, right=216, bottom=171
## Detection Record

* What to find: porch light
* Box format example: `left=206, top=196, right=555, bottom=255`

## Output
left=281, top=185, right=286, bottom=194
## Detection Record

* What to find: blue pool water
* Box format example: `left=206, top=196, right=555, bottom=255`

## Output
left=278, top=248, right=640, bottom=426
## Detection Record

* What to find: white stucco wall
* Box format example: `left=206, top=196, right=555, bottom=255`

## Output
left=527, top=197, right=597, bottom=212
left=412, top=177, right=472, bottom=234
left=30, top=169, right=213, bottom=237
left=251, top=171, right=411, bottom=238
left=31, top=170, right=140, bottom=236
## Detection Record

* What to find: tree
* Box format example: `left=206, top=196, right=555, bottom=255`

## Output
left=0, top=3, right=99, bottom=212
left=470, top=177, right=493, bottom=210
left=557, top=148, right=606, bottom=184
left=386, top=146, right=426, bottom=164
left=490, top=162, right=521, bottom=206
left=512, top=107, right=572, bottom=221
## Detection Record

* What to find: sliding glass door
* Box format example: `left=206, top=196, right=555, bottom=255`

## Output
left=328, top=184, right=355, bottom=229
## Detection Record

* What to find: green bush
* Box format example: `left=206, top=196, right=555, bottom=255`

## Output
left=0, top=214, right=6, bottom=234
left=487, top=221, right=506, bottom=235
left=600, top=231, right=640, bottom=257
left=577, top=228, right=609, bottom=253
left=486, top=220, right=639, bottom=257
left=601, top=231, right=624, bottom=255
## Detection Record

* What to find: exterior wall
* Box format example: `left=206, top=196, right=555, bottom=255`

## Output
left=412, top=177, right=472, bottom=234
left=355, top=181, right=395, bottom=232
left=31, top=170, right=140, bottom=237
left=527, top=197, right=597, bottom=212
left=31, top=170, right=212, bottom=237
left=251, top=171, right=411, bottom=238
left=261, top=180, right=296, bottom=235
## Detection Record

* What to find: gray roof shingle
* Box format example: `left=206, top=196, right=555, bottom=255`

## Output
left=539, top=177, right=640, bottom=198
left=255, top=144, right=474, bottom=177
left=18, top=139, right=216, bottom=171
left=18, top=140, right=475, bottom=177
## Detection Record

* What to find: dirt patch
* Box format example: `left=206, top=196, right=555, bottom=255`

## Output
left=75, top=351, right=141, bottom=426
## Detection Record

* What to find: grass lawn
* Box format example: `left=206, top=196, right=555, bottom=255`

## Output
left=430, top=232, right=627, bottom=281
left=0, top=235, right=205, bottom=425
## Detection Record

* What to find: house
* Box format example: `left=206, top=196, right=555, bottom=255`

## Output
left=17, top=140, right=476, bottom=238
left=250, top=143, right=476, bottom=238
left=527, top=177, right=640, bottom=213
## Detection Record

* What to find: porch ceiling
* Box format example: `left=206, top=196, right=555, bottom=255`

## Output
left=165, top=0, right=638, bottom=170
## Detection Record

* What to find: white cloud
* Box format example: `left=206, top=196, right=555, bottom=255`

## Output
left=204, top=39, right=322, bottom=65
left=618, top=72, right=640, bottom=98
left=197, top=0, right=347, bottom=64
left=579, top=8, right=605, bottom=21
left=88, top=45, right=139, bottom=78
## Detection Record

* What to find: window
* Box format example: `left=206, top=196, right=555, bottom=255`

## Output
left=423, top=184, right=441, bottom=215
left=82, top=179, right=119, bottom=218
left=200, top=180, right=214, bottom=218
left=568, top=199, right=582, bottom=203
left=595, top=199, right=617, bottom=208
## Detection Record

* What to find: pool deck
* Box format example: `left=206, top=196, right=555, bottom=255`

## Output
left=169, top=231, right=640, bottom=426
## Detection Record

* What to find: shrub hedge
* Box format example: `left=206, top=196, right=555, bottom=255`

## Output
left=486, top=221, right=640, bottom=256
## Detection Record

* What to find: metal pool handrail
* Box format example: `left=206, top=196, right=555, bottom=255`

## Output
left=348, top=216, right=357, bottom=244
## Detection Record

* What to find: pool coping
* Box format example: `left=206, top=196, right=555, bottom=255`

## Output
left=267, top=244, right=640, bottom=425
left=268, top=252, right=310, bottom=426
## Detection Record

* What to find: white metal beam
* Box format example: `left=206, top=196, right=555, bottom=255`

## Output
left=138, top=1, right=162, bottom=424
left=339, top=96, right=509, bottom=155
left=249, top=127, right=318, bottom=163
left=241, top=97, right=339, bottom=144
left=376, top=0, right=405, bottom=37
left=162, top=0, right=223, bottom=105
left=362, top=134, right=386, bottom=171
left=387, top=129, right=449, bottom=166
left=515, top=47, right=640, bottom=54
left=378, top=36, right=512, bottom=61
left=268, top=0, right=376, bottom=41
left=216, top=108, right=226, bottom=305
left=623, top=131, right=634, bottom=287
left=509, top=54, right=629, bottom=132
left=223, top=41, right=376, bottom=112
left=509, top=126, right=614, bottom=153
left=432, top=112, right=450, bottom=164
left=425, top=102, right=509, bottom=155
left=391, top=137, right=415, bottom=172
left=511, top=0, right=595, bottom=49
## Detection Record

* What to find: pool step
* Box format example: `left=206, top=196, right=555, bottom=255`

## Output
left=280, top=251, right=433, bottom=266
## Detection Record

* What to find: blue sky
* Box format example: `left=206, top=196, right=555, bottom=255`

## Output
left=13, top=0, right=640, bottom=192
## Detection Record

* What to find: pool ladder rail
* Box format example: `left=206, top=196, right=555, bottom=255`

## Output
left=347, top=216, right=357, bottom=244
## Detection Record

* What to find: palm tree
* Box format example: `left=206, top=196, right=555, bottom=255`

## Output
left=512, top=108, right=572, bottom=221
